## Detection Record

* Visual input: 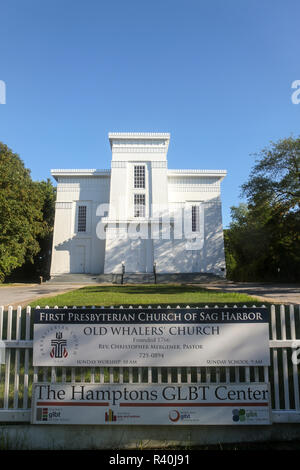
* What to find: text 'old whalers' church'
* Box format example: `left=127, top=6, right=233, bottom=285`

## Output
left=50, top=133, right=227, bottom=281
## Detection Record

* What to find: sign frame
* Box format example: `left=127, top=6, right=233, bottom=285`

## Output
left=31, top=381, right=272, bottom=426
left=33, top=307, right=270, bottom=367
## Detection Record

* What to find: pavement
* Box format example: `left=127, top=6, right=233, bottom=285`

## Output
left=203, top=281, right=300, bottom=305
left=0, top=283, right=85, bottom=308
left=0, top=281, right=299, bottom=308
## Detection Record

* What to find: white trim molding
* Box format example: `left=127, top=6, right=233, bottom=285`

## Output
left=51, top=169, right=111, bottom=181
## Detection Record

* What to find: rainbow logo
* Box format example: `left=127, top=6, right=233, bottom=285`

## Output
left=105, top=409, right=117, bottom=422
left=36, top=407, right=49, bottom=421
left=232, top=409, right=246, bottom=422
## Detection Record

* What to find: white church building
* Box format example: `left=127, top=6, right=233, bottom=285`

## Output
left=50, top=133, right=227, bottom=279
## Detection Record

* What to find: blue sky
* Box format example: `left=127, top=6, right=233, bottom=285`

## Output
left=0, top=0, right=299, bottom=227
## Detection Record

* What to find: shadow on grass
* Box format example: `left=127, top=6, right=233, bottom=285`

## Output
left=75, top=285, right=221, bottom=295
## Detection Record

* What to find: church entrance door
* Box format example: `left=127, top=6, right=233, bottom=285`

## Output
left=74, top=245, right=86, bottom=273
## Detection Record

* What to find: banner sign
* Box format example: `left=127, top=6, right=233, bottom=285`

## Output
left=31, top=382, right=271, bottom=425
left=33, top=308, right=270, bottom=367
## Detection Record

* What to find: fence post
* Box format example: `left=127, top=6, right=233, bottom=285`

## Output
left=290, top=304, right=300, bottom=410
left=271, top=304, right=280, bottom=409
left=4, top=306, right=13, bottom=409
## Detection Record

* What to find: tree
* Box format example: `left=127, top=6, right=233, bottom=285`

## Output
left=8, top=179, right=57, bottom=282
left=225, top=136, right=300, bottom=282
left=224, top=203, right=273, bottom=281
left=242, top=136, right=300, bottom=212
left=33, top=179, right=56, bottom=279
left=0, top=143, right=56, bottom=282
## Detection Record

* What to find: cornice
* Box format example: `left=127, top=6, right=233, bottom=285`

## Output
left=51, top=169, right=111, bottom=181
left=112, top=147, right=167, bottom=153
left=109, top=132, right=170, bottom=139
left=108, top=132, right=170, bottom=152
left=168, top=169, right=227, bottom=180
left=168, top=169, right=227, bottom=175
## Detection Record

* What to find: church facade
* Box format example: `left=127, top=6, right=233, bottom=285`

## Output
left=50, top=133, right=227, bottom=277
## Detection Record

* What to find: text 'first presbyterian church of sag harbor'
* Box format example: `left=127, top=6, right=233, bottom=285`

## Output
left=49, top=133, right=227, bottom=278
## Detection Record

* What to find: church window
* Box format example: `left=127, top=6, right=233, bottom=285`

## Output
left=134, top=194, right=145, bottom=217
left=192, top=205, right=200, bottom=232
left=77, top=205, right=87, bottom=232
left=134, top=165, right=145, bottom=188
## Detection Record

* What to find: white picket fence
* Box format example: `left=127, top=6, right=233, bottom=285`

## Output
left=0, top=304, right=299, bottom=423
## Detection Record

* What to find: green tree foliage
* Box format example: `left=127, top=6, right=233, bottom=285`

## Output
left=33, top=179, right=56, bottom=279
left=225, top=137, right=300, bottom=282
left=242, top=137, right=300, bottom=212
left=0, top=143, right=56, bottom=282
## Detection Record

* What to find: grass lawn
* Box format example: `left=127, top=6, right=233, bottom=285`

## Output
left=29, top=284, right=263, bottom=307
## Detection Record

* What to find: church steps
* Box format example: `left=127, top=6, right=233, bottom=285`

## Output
left=48, top=272, right=222, bottom=284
